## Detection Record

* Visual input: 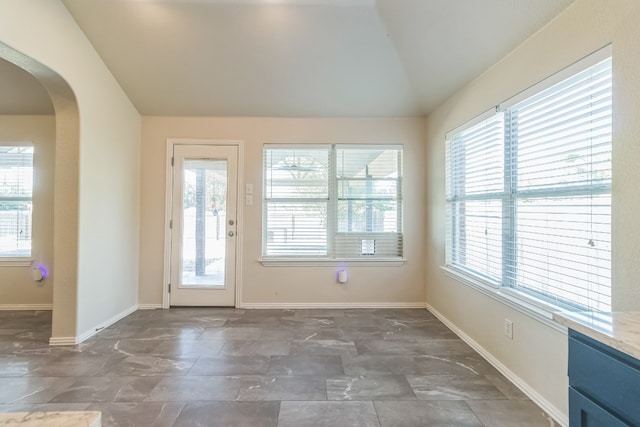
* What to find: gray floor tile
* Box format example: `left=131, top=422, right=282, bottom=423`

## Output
left=374, top=400, right=483, bottom=427
left=0, top=308, right=558, bottom=426
left=25, top=355, right=117, bottom=377
left=82, top=338, right=164, bottom=357
left=466, top=400, right=556, bottom=427
left=278, top=401, right=380, bottom=427
left=327, top=375, right=417, bottom=401
left=0, top=403, right=92, bottom=413
left=220, top=340, right=290, bottom=356
left=88, top=402, right=185, bottom=427
left=99, top=355, right=197, bottom=376
left=406, top=374, right=507, bottom=400
left=342, top=355, right=423, bottom=376
left=173, top=401, right=280, bottom=427
left=0, top=377, right=76, bottom=403
left=382, top=324, right=458, bottom=341
left=200, top=326, right=295, bottom=341
left=355, top=339, right=477, bottom=356
left=0, top=357, right=44, bottom=377
left=484, top=373, right=530, bottom=400
left=237, top=376, right=326, bottom=401
left=145, top=375, right=242, bottom=401
left=279, top=317, right=336, bottom=328
left=188, top=355, right=270, bottom=376
left=268, top=356, right=344, bottom=376
left=135, top=327, right=205, bottom=340
left=48, top=376, right=161, bottom=403
left=152, top=339, right=225, bottom=356
left=289, top=339, right=358, bottom=357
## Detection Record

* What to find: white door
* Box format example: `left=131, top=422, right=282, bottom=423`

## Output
left=170, top=144, right=238, bottom=306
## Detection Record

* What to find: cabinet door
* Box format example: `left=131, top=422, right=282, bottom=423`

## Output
left=569, top=388, right=630, bottom=427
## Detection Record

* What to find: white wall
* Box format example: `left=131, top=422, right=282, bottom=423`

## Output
left=424, top=0, right=640, bottom=422
left=0, top=115, right=55, bottom=308
left=0, top=0, right=141, bottom=340
left=140, top=117, right=426, bottom=307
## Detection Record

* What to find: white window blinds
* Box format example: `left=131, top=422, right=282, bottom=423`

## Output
left=263, top=146, right=330, bottom=257
left=446, top=51, right=612, bottom=311
left=446, top=113, right=504, bottom=283
left=335, top=146, right=403, bottom=258
left=0, top=146, right=34, bottom=258
left=263, top=144, right=403, bottom=259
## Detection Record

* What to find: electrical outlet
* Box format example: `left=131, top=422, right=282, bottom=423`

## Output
left=504, top=319, right=513, bottom=340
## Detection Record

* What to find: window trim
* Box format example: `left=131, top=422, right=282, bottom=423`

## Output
left=443, top=45, right=612, bottom=317
left=261, top=143, right=404, bottom=262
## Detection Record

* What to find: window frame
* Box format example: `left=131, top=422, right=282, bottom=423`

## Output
left=444, top=46, right=612, bottom=317
left=0, top=142, right=35, bottom=265
left=261, top=143, right=404, bottom=265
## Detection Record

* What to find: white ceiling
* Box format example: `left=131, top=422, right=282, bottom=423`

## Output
left=1, top=0, right=573, bottom=116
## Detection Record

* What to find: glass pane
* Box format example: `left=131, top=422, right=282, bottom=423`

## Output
left=513, top=195, right=611, bottom=310
left=0, top=201, right=32, bottom=257
left=336, top=147, right=401, bottom=179
left=337, top=200, right=398, bottom=232
left=453, top=199, right=502, bottom=282
left=337, top=179, right=398, bottom=200
left=181, top=159, right=227, bottom=287
left=264, top=148, right=329, bottom=199
left=0, top=146, right=33, bottom=258
left=265, top=202, right=327, bottom=256
left=0, top=146, right=33, bottom=198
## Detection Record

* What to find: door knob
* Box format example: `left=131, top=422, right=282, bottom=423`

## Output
left=228, top=231, right=235, bottom=237
left=228, top=220, right=235, bottom=225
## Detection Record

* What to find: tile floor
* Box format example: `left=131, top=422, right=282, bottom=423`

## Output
left=0, top=308, right=559, bottom=426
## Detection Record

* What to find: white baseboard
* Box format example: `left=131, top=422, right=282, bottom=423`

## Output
left=49, top=304, right=137, bottom=346
left=426, top=303, right=567, bottom=427
left=48, top=336, right=77, bottom=346
left=138, top=304, right=163, bottom=310
left=238, top=302, right=427, bottom=309
left=0, top=304, right=53, bottom=311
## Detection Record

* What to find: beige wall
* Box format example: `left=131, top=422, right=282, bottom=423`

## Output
left=0, top=0, right=141, bottom=340
left=140, top=117, right=426, bottom=306
left=0, top=116, right=55, bottom=307
left=424, top=0, right=640, bottom=422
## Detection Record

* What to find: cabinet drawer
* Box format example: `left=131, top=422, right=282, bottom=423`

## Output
left=569, top=333, right=640, bottom=424
left=569, top=387, right=629, bottom=427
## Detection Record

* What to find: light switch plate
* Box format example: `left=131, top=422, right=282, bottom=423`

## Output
left=245, top=194, right=253, bottom=205
left=246, top=184, right=253, bottom=195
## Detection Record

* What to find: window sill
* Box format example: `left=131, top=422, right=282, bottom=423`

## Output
left=440, top=265, right=567, bottom=334
left=0, top=258, right=33, bottom=267
left=260, top=258, right=406, bottom=267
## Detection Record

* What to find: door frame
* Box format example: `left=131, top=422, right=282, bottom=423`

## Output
left=163, top=138, right=244, bottom=309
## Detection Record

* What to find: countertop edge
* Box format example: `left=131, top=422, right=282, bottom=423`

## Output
left=553, top=311, right=640, bottom=361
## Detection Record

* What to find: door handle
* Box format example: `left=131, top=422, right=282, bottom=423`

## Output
left=228, top=220, right=235, bottom=225
left=228, top=231, right=235, bottom=237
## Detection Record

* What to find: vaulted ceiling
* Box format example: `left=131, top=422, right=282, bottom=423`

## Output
left=1, top=0, right=574, bottom=116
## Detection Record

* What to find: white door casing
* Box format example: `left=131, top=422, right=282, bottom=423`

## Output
left=166, top=142, right=239, bottom=306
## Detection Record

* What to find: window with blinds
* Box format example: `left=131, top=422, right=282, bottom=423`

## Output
left=263, top=144, right=403, bottom=259
left=446, top=49, right=612, bottom=311
left=0, top=146, right=34, bottom=258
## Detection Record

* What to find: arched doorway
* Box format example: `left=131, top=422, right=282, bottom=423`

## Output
left=0, top=42, right=80, bottom=343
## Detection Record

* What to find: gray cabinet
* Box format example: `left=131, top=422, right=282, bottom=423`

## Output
left=568, top=329, right=640, bottom=426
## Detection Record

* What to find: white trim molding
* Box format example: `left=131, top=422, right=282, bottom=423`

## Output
left=0, top=304, right=52, bottom=311
left=48, top=336, right=77, bottom=346
left=138, top=304, right=163, bottom=310
left=238, top=302, right=426, bottom=309
left=49, top=305, right=137, bottom=346
left=164, top=138, right=245, bottom=309
left=426, top=303, right=568, bottom=427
